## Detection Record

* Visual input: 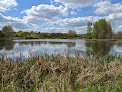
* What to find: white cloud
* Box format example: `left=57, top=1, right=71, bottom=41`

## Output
left=93, top=1, right=122, bottom=29
left=56, top=12, right=122, bottom=34
left=0, top=0, right=121, bottom=33
left=55, top=16, right=104, bottom=34
left=75, top=42, right=86, bottom=52
left=71, top=11, right=77, bottom=15
left=56, top=16, right=103, bottom=27
left=94, top=1, right=111, bottom=8
left=107, top=12, right=122, bottom=23
left=22, top=4, right=68, bottom=25
left=0, top=0, right=18, bottom=12
left=42, top=27, right=68, bottom=33
left=0, top=4, right=69, bottom=31
left=75, top=26, right=87, bottom=34
left=54, top=0, right=98, bottom=9
left=0, top=13, right=37, bottom=31
left=114, top=46, right=122, bottom=53
left=114, top=25, right=122, bottom=33
left=94, top=1, right=122, bottom=14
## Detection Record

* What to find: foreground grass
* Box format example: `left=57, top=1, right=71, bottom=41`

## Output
left=0, top=54, right=122, bottom=92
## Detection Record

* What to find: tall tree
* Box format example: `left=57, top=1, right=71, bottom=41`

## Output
left=86, top=22, right=92, bottom=39
left=92, top=18, right=113, bottom=39
left=1, top=25, right=14, bottom=39
left=87, top=22, right=92, bottom=33
left=92, top=21, right=99, bottom=39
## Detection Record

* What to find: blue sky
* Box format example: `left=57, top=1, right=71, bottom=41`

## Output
left=0, top=0, right=122, bottom=34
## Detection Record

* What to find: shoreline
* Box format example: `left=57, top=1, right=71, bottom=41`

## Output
left=12, top=38, right=122, bottom=41
left=84, top=39, right=122, bottom=41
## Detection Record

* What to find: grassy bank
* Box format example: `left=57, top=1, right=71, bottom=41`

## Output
left=0, top=55, right=122, bottom=92
left=85, top=39, right=122, bottom=41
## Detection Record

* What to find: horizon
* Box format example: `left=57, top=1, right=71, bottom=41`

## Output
left=0, top=0, right=122, bottom=34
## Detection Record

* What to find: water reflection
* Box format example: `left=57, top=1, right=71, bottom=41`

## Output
left=0, top=40, right=15, bottom=50
left=115, top=42, right=122, bottom=47
left=18, top=41, right=76, bottom=48
left=85, top=41, right=115, bottom=57
left=0, top=39, right=122, bottom=59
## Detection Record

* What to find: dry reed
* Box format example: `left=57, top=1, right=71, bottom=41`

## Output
left=0, top=54, right=121, bottom=92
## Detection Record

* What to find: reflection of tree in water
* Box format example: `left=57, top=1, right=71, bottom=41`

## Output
left=115, top=42, right=122, bottom=47
left=18, top=41, right=76, bottom=48
left=66, top=43, right=76, bottom=48
left=86, top=41, right=92, bottom=56
left=0, top=40, right=15, bottom=50
left=0, top=41, right=5, bottom=50
left=86, top=41, right=115, bottom=56
left=66, top=42, right=76, bottom=55
left=18, top=41, right=46, bottom=46
left=18, top=41, right=76, bottom=56
left=5, top=40, right=15, bottom=50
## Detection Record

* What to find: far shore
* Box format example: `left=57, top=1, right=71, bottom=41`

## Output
left=84, top=39, right=122, bottom=41
left=1, top=38, right=122, bottom=42
left=12, top=38, right=122, bottom=41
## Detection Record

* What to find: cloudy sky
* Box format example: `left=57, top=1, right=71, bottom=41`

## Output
left=0, top=0, right=122, bottom=34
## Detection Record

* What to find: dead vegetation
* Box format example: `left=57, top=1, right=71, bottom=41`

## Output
left=0, top=54, right=122, bottom=92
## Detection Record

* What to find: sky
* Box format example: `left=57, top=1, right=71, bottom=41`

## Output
left=0, top=0, right=122, bottom=34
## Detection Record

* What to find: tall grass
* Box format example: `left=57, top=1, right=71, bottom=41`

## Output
left=0, top=54, right=122, bottom=92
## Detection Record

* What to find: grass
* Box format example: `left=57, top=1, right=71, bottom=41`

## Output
left=85, top=39, right=122, bottom=41
left=0, top=54, right=122, bottom=92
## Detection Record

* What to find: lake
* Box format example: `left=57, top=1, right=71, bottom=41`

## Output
left=0, top=39, right=122, bottom=59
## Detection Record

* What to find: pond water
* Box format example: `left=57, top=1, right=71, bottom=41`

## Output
left=0, top=39, right=122, bottom=59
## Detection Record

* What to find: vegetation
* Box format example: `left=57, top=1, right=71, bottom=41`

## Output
left=91, top=19, right=113, bottom=39
left=0, top=54, right=121, bottom=92
left=84, top=22, right=92, bottom=39
left=84, top=18, right=122, bottom=40
left=1, top=25, right=15, bottom=39
left=13, top=30, right=78, bottom=39
left=0, top=16, right=121, bottom=92
left=116, top=32, right=122, bottom=39
left=0, top=31, right=6, bottom=41
left=0, top=19, right=122, bottom=92
left=0, top=19, right=122, bottom=40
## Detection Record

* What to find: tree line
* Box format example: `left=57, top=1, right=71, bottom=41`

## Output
left=0, top=18, right=122, bottom=40
left=0, top=25, right=79, bottom=40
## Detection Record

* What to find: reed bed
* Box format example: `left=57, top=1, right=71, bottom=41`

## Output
left=0, top=54, right=122, bottom=92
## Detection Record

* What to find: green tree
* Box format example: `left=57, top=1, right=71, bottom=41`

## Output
left=85, top=22, right=92, bottom=39
left=87, top=22, right=92, bottom=33
left=16, top=31, right=24, bottom=37
left=67, top=30, right=77, bottom=38
left=92, top=21, right=99, bottom=39
left=1, top=25, right=14, bottom=39
left=92, top=18, right=113, bottom=39
left=68, top=30, right=76, bottom=35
